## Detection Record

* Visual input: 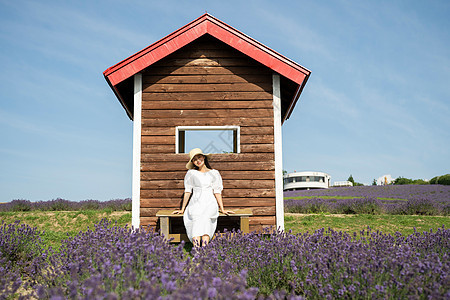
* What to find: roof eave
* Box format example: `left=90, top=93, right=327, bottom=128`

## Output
left=103, top=13, right=311, bottom=87
left=104, top=74, right=133, bottom=120
left=103, top=13, right=311, bottom=121
left=103, top=14, right=210, bottom=87
left=283, top=72, right=311, bottom=123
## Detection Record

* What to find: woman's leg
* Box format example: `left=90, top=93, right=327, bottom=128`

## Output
left=192, top=236, right=201, bottom=248
left=201, top=234, right=210, bottom=246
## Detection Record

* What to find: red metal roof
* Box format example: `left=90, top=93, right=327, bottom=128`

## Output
left=104, top=13, right=310, bottom=121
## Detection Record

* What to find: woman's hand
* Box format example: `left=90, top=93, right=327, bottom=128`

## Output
left=172, top=210, right=184, bottom=214
left=220, top=209, right=235, bottom=216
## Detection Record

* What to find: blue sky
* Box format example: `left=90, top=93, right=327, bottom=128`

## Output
left=0, top=0, right=448, bottom=201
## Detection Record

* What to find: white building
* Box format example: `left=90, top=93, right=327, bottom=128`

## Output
left=284, top=171, right=331, bottom=191
left=332, top=181, right=353, bottom=187
left=376, top=174, right=394, bottom=185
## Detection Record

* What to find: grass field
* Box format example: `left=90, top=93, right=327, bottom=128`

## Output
left=0, top=210, right=131, bottom=248
left=284, top=213, right=449, bottom=236
left=1, top=210, right=448, bottom=248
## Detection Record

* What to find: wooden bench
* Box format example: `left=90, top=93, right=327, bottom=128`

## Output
left=156, top=208, right=253, bottom=243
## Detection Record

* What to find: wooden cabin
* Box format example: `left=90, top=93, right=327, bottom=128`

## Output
left=103, top=14, right=310, bottom=233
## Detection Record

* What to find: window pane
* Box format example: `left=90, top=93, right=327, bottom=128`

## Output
left=184, top=130, right=235, bottom=154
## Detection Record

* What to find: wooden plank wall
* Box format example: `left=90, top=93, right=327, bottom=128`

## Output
left=139, top=35, right=276, bottom=233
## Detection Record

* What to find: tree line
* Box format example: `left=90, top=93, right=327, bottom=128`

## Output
left=390, top=174, right=450, bottom=185
left=366, top=174, right=450, bottom=186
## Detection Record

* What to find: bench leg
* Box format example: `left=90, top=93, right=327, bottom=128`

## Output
left=240, top=216, right=249, bottom=233
left=160, top=216, right=169, bottom=238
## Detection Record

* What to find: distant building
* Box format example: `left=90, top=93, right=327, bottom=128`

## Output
left=376, top=174, right=394, bottom=185
left=284, top=171, right=331, bottom=191
left=332, top=181, right=353, bottom=187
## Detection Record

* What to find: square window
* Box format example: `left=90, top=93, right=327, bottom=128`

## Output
left=176, top=126, right=240, bottom=154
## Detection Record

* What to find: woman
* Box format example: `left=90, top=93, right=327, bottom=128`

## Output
left=173, top=148, right=234, bottom=247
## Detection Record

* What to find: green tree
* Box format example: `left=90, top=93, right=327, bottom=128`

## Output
left=393, top=177, right=414, bottom=185
left=393, top=176, right=429, bottom=185
left=372, top=179, right=377, bottom=186
left=347, top=175, right=355, bottom=185
left=347, top=174, right=364, bottom=186
left=430, top=174, right=450, bottom=185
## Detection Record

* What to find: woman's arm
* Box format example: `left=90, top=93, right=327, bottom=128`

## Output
left=214, top=193, right=234, bottom=215
left=173, top=192, right=191, bottom=214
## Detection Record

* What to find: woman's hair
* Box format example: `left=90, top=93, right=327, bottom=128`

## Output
left=193, top=155, right=212, bottom=170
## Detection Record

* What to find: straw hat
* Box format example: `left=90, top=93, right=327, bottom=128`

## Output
left=186, top=148, right=210, bottom=169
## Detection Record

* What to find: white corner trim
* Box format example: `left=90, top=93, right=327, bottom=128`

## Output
left=273, top=73, right=284, bottom=231
left=132, top=73, right=142, bottom=230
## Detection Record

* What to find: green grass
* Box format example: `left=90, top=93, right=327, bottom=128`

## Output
left=0, top=210, right=131, bottom=249
left=377, top=198, right=408, bottom=201
left=2, top=211, right=449, bottom=248
left=284, top=196, right=407, bottom=201
left=284, top=196, right=363, bottom=200
left=284, top=213, right=449, bottom=236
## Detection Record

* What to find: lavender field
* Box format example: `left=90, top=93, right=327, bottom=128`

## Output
left=284, top=185, right=450, bottom=215
left=1, top=185, right=449, bottom=298
left=1, top=220, right=448, bottom=299
left=0, top=198, right=132, bottom=212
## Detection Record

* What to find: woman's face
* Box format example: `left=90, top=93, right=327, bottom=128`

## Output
left=192, top=154, right=205, bottom=168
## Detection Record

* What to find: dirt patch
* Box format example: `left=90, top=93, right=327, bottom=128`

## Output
left=100, top=211, right=127, bottom=218
left=75, top=213, right=88, bottom=222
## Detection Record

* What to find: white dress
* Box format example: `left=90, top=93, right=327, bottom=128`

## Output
left=183, top=169, right=223, bottom=241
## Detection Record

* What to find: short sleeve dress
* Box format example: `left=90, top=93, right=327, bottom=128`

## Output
left=183, top=169, right=223, bottom=241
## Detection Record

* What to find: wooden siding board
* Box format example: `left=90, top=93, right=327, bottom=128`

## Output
left=240, top=144, right=274, bottom=153
left=141, top=108, right=273, bottom=119
left=143, top=66, right=271, bottom=76
left=151, top=57, right=265, bottom=68
left=240, top=134, right=274, bottom=144
left=141, top=206, right=275, bottom=217
left=249, top=216, right=276, bottom=225
left=141, top=179, right=274, bottom=190
left=143, top=82, right=271, bottom=93
left=142, top=117, right=273, bottom=127
left=141, top=145, right=174, bottom=153
left=141, top=198, right=275, bottom=208
left=141, top=127, right=175, bottom=136
left=142, top=100, right=272, bottom=110
left=140, top=162, right=274, bottom=171
left=140, top=217, right=158, bottom=226
left=141, top=136, right=176, bottom=144
left=143, top=74, right=271, bottom=84
left=141, top=189, right=275, bottom=199
left=142, top=91, right=273, bottom=101
left=141, top=170, right=275, bottom=180
left=241, top=126, right=274, bottom=135
left=141, top=153, right=274, bottom=162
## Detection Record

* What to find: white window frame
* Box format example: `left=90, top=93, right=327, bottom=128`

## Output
left=175, top=126, right=240, bottom=154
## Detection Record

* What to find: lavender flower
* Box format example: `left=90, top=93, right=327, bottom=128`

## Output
left=1, top=218, right=447, bottom=298
left=285, top=185, right=450, bottom=215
